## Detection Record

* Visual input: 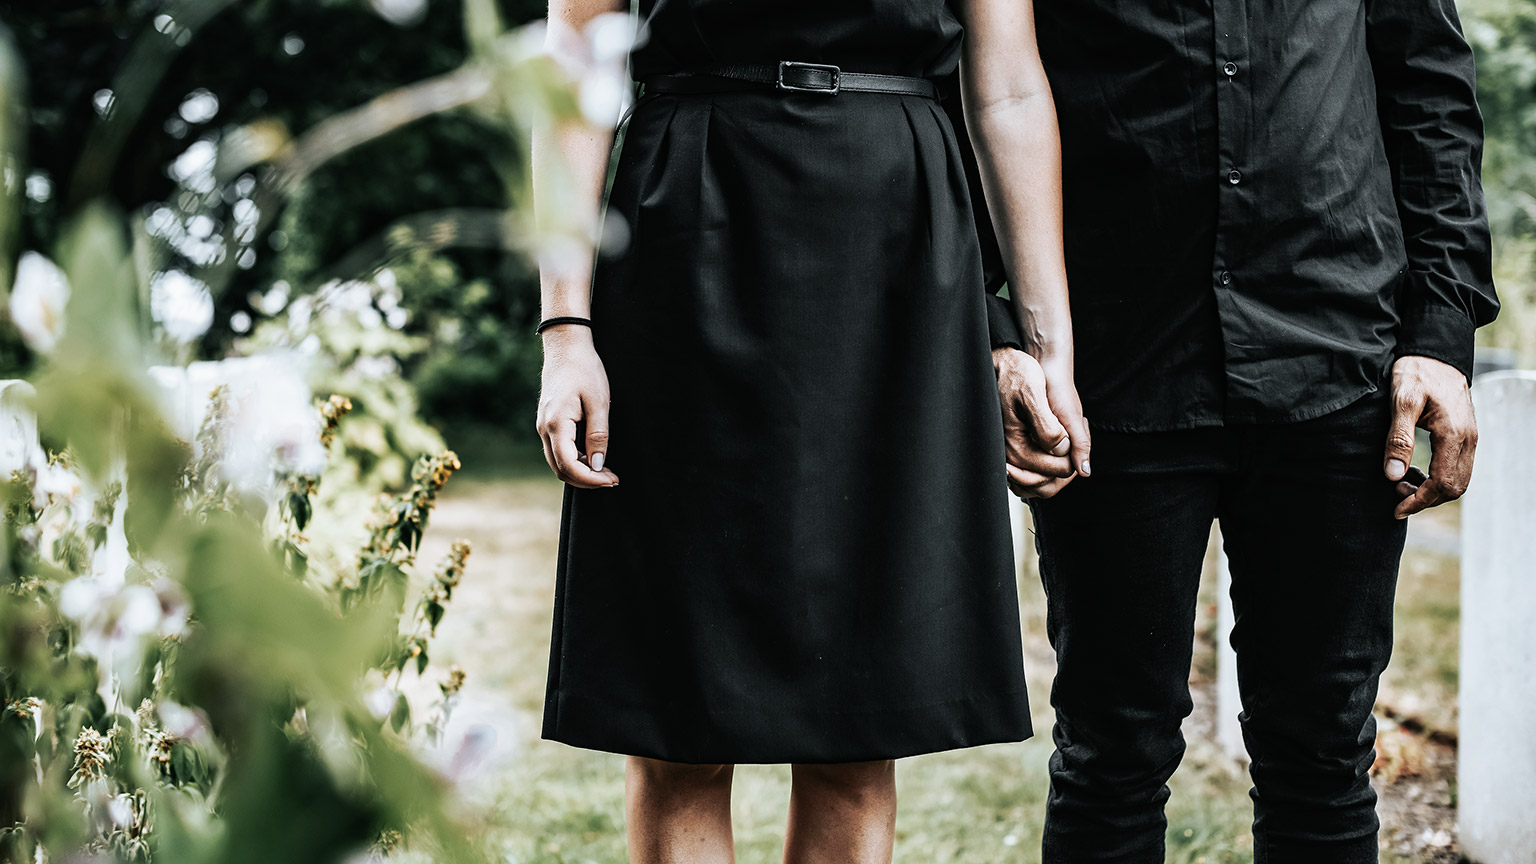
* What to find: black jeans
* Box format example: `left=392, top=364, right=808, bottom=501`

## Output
left=1028, top=390, right=1406, bottom=864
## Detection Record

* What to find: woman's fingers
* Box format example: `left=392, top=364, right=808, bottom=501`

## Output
left=545, top=415, right=619, bottom=489
left=582, top=393, right=613, bottom=475
left=1006, top=463, right=1074, bottom=499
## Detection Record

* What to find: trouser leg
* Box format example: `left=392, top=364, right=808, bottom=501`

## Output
left=1220, top=392, right=1407, bottom=864
left=1031, top=459, right=1219, bottom=864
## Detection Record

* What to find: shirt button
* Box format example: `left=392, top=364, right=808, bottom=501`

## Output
left=1223, top=61, right=1238, bottom=77
left=1227, top=168, right=1243, bottom=185
left=1219, top=270, right=1233, bottom=286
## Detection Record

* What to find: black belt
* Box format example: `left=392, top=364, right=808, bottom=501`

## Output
left=642, top=61, right=938, bottom=99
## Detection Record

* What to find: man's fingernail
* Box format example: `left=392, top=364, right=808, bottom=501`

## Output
left=1386, top=459, right=1405, bottom=479
left=591, top=452, right=605, bottom=472
left=1080, top=460, right=1091, bottom=477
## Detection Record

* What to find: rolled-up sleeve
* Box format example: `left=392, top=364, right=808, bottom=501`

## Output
left=1367, top=0, right=1501, bottom=377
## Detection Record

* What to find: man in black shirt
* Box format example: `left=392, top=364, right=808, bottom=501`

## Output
left=976, top=0, right=1499, bottom=860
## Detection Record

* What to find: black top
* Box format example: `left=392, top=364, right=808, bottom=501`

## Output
left=984, top=0, right=1500, bottom=430
left=632, top=0, right=964, bottom=79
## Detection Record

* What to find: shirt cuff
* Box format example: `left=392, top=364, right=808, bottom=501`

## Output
left=1397, top=294, right=1477, bottom=381
left=986, top=293, right=1025, bottom=352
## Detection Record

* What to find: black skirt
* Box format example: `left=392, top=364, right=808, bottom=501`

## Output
left=541, top=84, right=1031, bottom=764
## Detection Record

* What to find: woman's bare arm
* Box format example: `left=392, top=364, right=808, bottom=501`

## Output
left=960, top=0, right=1091, bottom=493
left=533, top=0, right=627, bottom=489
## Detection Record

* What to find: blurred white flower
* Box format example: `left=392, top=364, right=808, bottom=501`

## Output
left=352, top=355, right=399, bottom=381
left=61, top=579, right=166, bottom=659
left=221, top=354, right=327, bottom=485
left=536, top=234, right=591, bottom=283
left=150, top=269, right=214, bottom=342
left=579, top=69, right=630, bottom=126
left=155, top=700, right=212, bottom=744
left=9, top=251, right=71, bottom=353
left=369, top=0, right=427, bottom=27
left=28, top=453, right=82, bottom=510
left=148, top=352, right=325, bottom=492
left=104, top=794, right=136, bottom=831
left=420, top=695, right=522, bottom=794
left=170, top=139, right=218, bottom=193
left=586, top=12, right=640, bottom=65
left=259, top=280, right=292, bottom=316
left=24, top=172, right=52, bottom=203
left=150, top=577, right=190, bottom=638
left=178, top=88, right=220, bottom=125
left=365, top=686, right=395, bottom=721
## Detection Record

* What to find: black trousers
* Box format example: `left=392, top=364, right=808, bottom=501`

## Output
left=1028, top=390, right=1406, bottom=864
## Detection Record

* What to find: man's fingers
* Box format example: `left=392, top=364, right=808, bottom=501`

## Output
left=1395, top=476, right=1450, bottom=519
left=1384, top=388, right=1424, bottom=481
left=1001, top=394, right=1073, bottom=477
left=1410, top=421, right=1473, bottom=514
left=1013, top=368, right=1071, bottom=454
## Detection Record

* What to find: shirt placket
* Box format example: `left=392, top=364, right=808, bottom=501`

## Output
left=1211, top=0, right=1252, bottom=412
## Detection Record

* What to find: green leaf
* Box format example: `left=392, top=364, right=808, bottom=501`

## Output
left=170, top=741, right=209, bottom=788
left=389, top=692, right=410, bottom=734
left=288, top=490, right=311, bottom=531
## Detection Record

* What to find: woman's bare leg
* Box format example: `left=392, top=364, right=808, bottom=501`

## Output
left=783, top=761, right=897, bottom=864
left=625, top=757, right=736, bottom=864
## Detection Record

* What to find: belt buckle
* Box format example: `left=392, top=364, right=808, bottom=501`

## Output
left=777, top=61, right=841, bottom=95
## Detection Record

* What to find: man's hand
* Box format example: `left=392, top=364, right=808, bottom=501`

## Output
left=994, top=347, right=1091, bottom=499
left=1385, top=355, right=1478, bottom=519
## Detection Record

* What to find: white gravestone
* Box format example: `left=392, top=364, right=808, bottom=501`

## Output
left=1459, top=371, right=1536, bottom=864
left=1214, top=533, right=1248, bottom=763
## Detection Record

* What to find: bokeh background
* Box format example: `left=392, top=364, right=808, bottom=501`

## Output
left=1, top=0, right=1533, bottom=862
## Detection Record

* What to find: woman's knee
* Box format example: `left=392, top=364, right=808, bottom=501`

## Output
left=627, top=757, right=734, bottom=795
left=790, top=760, right=896, bottom=804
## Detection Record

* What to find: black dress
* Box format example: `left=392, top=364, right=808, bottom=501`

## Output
left=542, top=0, right=1031, bottom=764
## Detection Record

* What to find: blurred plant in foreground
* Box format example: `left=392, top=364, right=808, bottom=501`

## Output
left=0, top=0, right=632, bottom=861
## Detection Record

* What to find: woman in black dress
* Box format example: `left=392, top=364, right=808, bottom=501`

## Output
left=533, top=0, right=1087, bottom=859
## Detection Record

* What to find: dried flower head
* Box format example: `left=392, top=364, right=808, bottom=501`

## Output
left=69, top=727, right=112, bottom=788
left=440, top=666, right=466, bottom=698
left=434, top=539, right=471, bottom=591
left=319, top=394, right=353, bottom=448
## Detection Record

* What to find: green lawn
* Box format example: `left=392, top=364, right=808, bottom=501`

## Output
left=406, top=431, right=1457, bottom=863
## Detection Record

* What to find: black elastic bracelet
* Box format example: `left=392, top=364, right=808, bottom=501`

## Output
left=535, top=316, right=593, bottom=335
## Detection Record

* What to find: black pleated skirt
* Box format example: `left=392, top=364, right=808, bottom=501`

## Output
left=541, top=88, right=1031, bottom=764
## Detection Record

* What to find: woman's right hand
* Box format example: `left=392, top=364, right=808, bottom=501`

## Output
left=537, top=327, right=621, bottom=488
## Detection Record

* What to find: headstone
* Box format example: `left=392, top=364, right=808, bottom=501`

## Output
left=1214, top=533, right=1248, bottom=763
left=1459, top=371, right=1536, bottom=864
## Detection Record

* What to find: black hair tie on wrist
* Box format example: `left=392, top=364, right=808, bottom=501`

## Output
left=535, top=316, right=593, bottom=335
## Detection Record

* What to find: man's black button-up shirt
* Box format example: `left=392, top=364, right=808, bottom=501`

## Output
left=979, top=0, right=1501, bottom=431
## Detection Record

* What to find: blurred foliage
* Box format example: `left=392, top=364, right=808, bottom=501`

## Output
left=1467, top=0, right=1536, bottom=362
left=0, top=200, right=486, bottom=864
left=4, top=0, right=549, bottom=434
left=0, top=0, right=588, bottom=861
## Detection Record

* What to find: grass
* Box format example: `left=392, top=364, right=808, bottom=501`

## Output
left=407, top=428, right=1458, bottom=863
